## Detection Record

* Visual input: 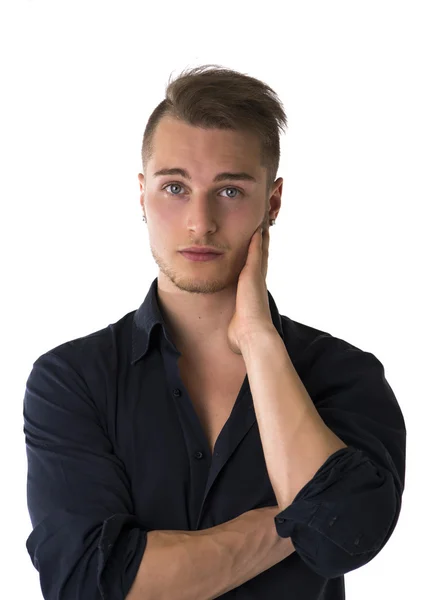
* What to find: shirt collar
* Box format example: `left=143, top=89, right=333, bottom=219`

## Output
left=131, top=277, right=284, bottom=365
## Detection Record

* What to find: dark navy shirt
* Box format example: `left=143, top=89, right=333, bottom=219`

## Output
left=23, top=277, right=406, bottom=599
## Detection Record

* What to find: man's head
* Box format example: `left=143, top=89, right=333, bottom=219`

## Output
left=138, top=64, right=287, bottom=296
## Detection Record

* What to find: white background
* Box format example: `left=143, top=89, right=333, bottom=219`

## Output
left=1, top=0, right=426, bottom=598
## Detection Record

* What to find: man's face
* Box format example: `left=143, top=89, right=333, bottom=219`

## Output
left=138, top=115, right=281, bottom=295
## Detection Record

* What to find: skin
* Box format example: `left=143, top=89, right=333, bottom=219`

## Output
left=137, top=115, right=283, bottom=356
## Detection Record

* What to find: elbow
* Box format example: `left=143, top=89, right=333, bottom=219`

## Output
left=300, top=536, right=381, bottom=580
left=26, top=511, right=149, bottom=600
left=296, top=469, right=403, bottom=580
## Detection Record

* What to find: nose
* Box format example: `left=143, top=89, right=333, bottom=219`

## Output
left=186, top=197, right=219, bottom=236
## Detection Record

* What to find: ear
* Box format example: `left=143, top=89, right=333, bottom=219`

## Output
left=138, top=173, right=145, bottom=192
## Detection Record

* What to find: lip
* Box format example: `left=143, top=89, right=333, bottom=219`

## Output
left=181, top=247, right=223, bottom=254
left=180, top=251, right=223, bottom=262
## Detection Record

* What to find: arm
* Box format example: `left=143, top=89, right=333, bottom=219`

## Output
left=126, top=506, right=295, bottom=600
left=240, top=329, right=348, bottom=511
left=241, top=331, right=406, bottom=579
left=24, top=351, right=150, bottom=599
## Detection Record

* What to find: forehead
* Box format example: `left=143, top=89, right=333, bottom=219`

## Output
left=151, top=116, right=262, bottom=169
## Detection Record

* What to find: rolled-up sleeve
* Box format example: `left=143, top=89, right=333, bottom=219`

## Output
left=23, top=350, right=149, bottom=599
left=273, top=343, right=406, bottom=580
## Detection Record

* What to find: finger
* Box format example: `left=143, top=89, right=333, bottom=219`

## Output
left=263, top=228, right=269, bottom=277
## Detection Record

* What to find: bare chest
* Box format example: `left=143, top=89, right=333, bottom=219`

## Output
left=177, top=354, right=247, bottom=456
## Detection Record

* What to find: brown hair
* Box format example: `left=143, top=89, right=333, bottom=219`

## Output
left=141, top=64, right=288, bottom=199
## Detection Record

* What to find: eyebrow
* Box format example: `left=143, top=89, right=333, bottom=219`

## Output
left=153, top=167, right=257, bottom=183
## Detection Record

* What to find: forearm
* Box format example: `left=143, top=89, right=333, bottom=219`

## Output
left=126, top=507, right=295, bottom=600
left=241, top=330, right=347, bottom=509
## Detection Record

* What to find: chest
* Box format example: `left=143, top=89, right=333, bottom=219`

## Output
left=177, top=354, right=247, bottom=456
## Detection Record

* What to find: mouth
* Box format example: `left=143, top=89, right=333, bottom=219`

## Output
left=180, top=248, right=223, bottom=254
left=179, top=251, right=223, bottom=262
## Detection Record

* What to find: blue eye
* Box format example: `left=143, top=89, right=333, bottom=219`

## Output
left=163, top=183, right=242, bottom=198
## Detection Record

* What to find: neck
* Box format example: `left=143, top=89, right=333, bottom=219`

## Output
left=156, top=273, right=238, bottom=354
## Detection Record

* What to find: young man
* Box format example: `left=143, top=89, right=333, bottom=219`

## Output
left=24, top=66, right=406, bottom=600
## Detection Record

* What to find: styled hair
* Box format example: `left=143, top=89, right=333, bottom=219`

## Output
left=141, top=64, right=288, bottom=198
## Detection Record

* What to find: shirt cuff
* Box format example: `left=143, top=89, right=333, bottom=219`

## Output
left=273, top=445, right=399, bottom=577
left=97, top=513, right=149, bottom=599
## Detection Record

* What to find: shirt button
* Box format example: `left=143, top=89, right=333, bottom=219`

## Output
left=277, top=518, right=285, bottom=523
left=173, top=388, right=182, bottom=397
left=194, top=451, right=204, bottom=459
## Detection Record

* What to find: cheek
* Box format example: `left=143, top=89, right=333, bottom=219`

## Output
left=150, top=204, right=176, bottom=233
left=147, top=207, right=177, bottom=251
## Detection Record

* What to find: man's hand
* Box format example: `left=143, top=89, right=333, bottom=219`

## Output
left=227, top=225, right=276, bottom=355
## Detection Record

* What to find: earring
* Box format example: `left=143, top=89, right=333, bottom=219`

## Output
left=142, top=215, right=146, bottom=222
